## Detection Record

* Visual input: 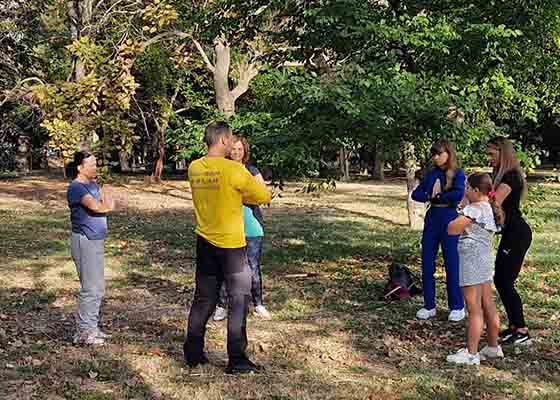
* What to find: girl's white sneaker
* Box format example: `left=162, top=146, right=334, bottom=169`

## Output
left=446, top=348, right=480, bottom=365
left=479, top=345, right=504, bottom=360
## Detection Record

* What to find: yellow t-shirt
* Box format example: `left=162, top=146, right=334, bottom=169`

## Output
left=188, top=156, right=272, bottom=248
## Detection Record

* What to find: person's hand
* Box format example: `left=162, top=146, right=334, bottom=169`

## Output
left=458, top=196, right=469, bottom=210
left=431, top=179, right=442, bottom=199
left=101, top=185, right=115, bottom=211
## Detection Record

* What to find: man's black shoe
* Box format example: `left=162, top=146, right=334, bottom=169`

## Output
left=185, top=353, right=209, bottom=368
left=225, top=358, right=263, bottom=375
left=184, top=339, right=209, bottom=367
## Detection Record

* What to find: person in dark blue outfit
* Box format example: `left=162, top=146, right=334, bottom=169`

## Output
left=412, top=140, right=466, bottom=322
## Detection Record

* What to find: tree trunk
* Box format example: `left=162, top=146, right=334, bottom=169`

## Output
left=213, top=39, right=235, bottom=118
left=67, top=0, right=81, bottom=79
left=392, top=158, right=401, bottom=176
left=194, top=38, right=259, bottom=120
left=152, top=144, right=164, bottom=182
left=15, top=135, right=31, bottom=174
left=339, top=148, right=350, bottom=181
left=151, top=80, right=181, bottom=182
left=403, top=141, right=424, bottom=229
left=373, top=143, right=385, bottom=181
left=119, top=150, right=131, bottom=172
left=68, top=0, right=96, bottom=148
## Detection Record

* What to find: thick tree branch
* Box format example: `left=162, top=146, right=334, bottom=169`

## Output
left=170, top=79, right=182, bottom=107
left=193, top=39, right=215, bottom=73
left=140, top=31, right=191, bottom=52
left=231, top=62, right=260, bottom=102
left=0, top=77, right=45, bottom=107
left=133, top=96, right=150, bottom=140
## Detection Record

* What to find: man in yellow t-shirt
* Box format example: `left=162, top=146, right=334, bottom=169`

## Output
left=184, top=121, right=272, bottom=375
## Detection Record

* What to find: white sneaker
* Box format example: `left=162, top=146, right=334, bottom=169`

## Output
left=479, top=345, right=504, bottom=360
left=254, top=305, right=272, bottom=320
left=448, top=309, right=466, bottom=322
left=446, top=348, right=480, bottom=365
left=416, top=308, right=436, bottom=320
left=73, top=330, right=105, bottom=346
left=213, top=306, right=227, bottom=321
left=96, top=329, right=112, bottom=339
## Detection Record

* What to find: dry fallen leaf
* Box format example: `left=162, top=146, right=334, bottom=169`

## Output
left=149, top=347, right=163, bottom=357
left=258, top=342, right=269, bottom=353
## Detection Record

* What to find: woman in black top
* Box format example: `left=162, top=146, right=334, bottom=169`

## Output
left=487, top=137, right=532, bottom=345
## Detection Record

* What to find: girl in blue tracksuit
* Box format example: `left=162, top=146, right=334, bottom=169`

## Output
left=412, top=140, right=466, bottom=322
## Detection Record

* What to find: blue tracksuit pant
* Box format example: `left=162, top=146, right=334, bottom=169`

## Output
left=421, top=207, right=463, bottom=311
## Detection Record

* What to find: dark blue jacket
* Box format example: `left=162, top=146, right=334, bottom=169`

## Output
left=411, top=168, right=465, bottom=208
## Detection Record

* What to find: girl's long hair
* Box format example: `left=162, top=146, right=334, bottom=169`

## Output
left=467, top=172, right=505, bottom=226
left=430, top=140, right=459, bottom=190
left=487, top=137, right=527, bottom=195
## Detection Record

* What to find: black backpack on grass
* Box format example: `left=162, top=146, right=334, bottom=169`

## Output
left=382, top=263, right=422, bottom=301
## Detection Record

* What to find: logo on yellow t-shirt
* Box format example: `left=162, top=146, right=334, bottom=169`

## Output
left=190, top=170, right=221, bottom=189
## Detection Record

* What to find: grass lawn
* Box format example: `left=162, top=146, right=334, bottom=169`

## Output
left=0, top=175, right=559, bottom=400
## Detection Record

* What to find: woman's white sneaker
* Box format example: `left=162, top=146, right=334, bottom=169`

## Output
left=254, top=305, right=272, bottom=320
left=446, top=348, right=480, bottom=365
left=448, top=308, right=466, bottom=322
left=416, top=308, right=436, bottom=320
left=213, top=306, right=227, bottom=321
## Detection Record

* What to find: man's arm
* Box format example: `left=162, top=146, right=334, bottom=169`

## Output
left=235, top=168, right=272, bottom=205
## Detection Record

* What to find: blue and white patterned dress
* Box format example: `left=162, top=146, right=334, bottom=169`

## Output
left=458, top=202, right=499, bottom=287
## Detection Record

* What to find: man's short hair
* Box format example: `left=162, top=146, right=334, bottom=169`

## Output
left=205, top=121, right=232, bottom=146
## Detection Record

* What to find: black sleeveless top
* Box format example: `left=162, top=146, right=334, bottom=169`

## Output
left=498, top=169, right=524, bottom=226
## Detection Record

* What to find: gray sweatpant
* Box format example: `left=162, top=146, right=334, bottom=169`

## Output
left=71, top=232, right=105, bottom=332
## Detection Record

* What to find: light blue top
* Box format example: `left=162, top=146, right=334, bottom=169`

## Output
left=243, top=205, right=264, bottom=237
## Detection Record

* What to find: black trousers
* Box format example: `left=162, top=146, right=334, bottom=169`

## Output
left=185, top=236, right=252, bottom=362
left=494, top=217, right=532, bottom=329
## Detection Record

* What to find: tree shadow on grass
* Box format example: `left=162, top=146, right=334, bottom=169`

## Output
left=2, top=194, right=559, bottom=399
left=0, top=286, right=171, bottom=400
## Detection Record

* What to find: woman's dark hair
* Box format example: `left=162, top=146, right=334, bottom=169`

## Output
left=467, top=172, right=505, bottom=226
left=66, top=151, right=93, bottom=179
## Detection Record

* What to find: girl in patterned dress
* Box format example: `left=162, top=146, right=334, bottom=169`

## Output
left=446, top=173, right=505, bottom=365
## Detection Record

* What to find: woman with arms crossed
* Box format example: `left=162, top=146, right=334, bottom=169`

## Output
left=67, top=151, right=115, bottom=345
